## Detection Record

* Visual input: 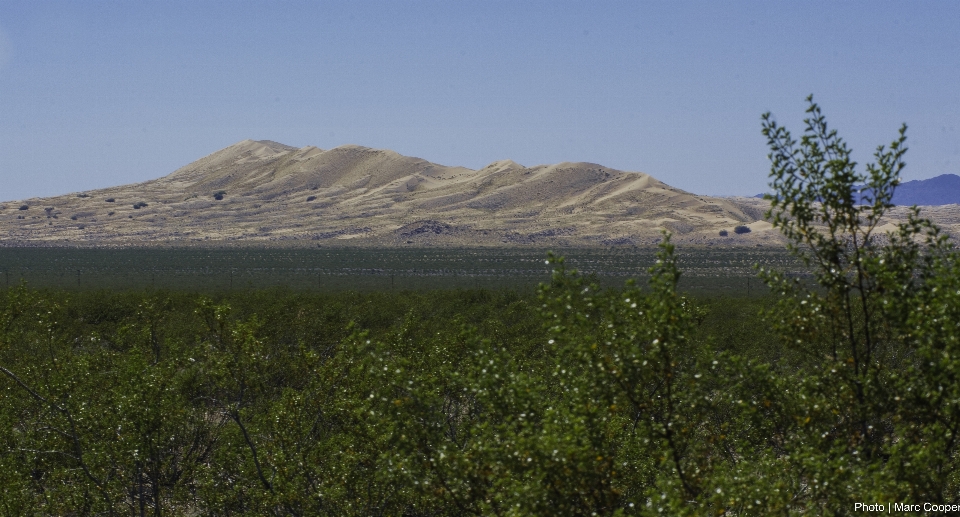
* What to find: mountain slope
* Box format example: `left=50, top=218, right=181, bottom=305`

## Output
left=889, top=174, right=960, bottom=206
left=2, top=140, right=784, bottom=247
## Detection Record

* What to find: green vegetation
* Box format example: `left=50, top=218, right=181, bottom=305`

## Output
left=2, top=98, right=959, bottom=514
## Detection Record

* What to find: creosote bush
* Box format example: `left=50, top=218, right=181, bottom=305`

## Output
left=2, top=97, right=959, bottom=515
left=733, top=225, right=751, bottom=234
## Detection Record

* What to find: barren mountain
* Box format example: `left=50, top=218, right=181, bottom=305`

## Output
left=3, top=140, right=949, bottom=248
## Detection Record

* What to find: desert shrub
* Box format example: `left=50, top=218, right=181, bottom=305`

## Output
left=0, top=287, right=547, bottom=514
left=105, top=198, right=115, bottom=202
left=70, top=215, right=78, bottom=220
left=133, top=201, right=148, bottom=209
left=719, top=229, right=728, bottom=236
left=108, top=211, right=115, bottom=216
left=750, top=96, right=960, bottom=509
left=18, top=205, right=27, bottom=210
left=306, top=195, right=317, bottom=202
left=734, top=225, right=751, bottom=234
left=213, top=190, right=226, bottom=200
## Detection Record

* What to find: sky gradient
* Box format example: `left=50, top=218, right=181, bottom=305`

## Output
left=1, top=0, right=958, bottom=200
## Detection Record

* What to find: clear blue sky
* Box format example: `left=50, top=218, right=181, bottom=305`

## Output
left=1, top=0, right=958, bottom=200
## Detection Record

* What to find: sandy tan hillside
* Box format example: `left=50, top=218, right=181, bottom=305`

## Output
left=3, top=140, right=951, bottom=247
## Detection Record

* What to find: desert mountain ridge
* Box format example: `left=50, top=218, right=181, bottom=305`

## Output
left=2, top=139, right=955, bottom=247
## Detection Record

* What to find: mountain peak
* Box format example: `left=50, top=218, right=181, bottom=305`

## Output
left=479, top=160, right=525, bottom=173
left=891, top=174, right=960, bottom=205
left=227, top=139, right=298, bottom=153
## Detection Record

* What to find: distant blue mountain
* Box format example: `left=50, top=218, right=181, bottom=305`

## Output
left=885, top=174, right=960, bottom=206
left=752, top=174, right=960, bottom=206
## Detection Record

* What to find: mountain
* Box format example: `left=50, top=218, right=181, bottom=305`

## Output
left=0, top=140, right=809, bottom=247
left=888, top=174, right=960, bottom=206
left=753, top=174, right=960, bottom=206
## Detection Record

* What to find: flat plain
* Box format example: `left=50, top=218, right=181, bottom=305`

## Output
left=0, top=246, right=803, bottom=295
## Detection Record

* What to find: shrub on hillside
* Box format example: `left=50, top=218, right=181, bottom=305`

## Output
left=719, top=229, right=728, bottom=236
left=734, top=225, right=751, bottom=234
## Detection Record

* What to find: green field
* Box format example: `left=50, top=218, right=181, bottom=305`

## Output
left=0, top=246, right=803, bottom=294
